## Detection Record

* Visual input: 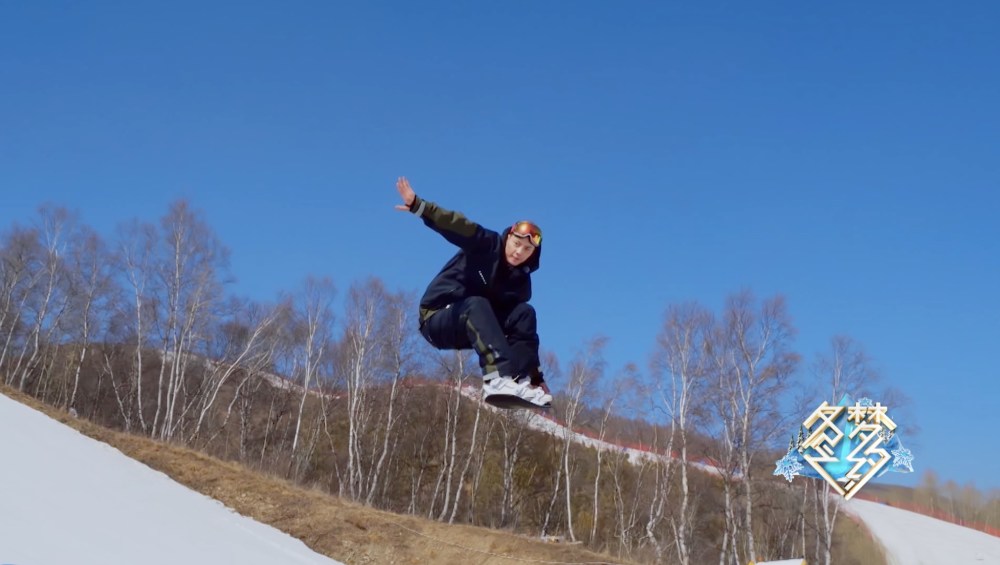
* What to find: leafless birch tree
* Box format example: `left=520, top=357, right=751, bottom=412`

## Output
left=286, top=277, right=335, bottom=477
left=639, top=420, right=674, bottom=561
left=11, top=207, right=73, bottom=392
left=366, top=288, right=416, bottom=507
left=809, top=335, right=878, bottom=565
left=0, top=225, right=45, bottom=386
left=497, top=410, right=530, bottom=528
left=64, top=226, right=115, bottom=411
left=427, top=349, right=475, bottom=519
left=709, top=291, right=799, bottom=565
left=590, top=371, right=628, bottom=545
left=152, top=200, right=230, bottom=441
left=555, top=336, right=607, bottom=542
left=340, top=277, right=414, bottom=503
left=189, top=298, right=284, bottom=445
left=115, top=218, right=157, bottom=433
left=652, top=303, right=712, bottom=565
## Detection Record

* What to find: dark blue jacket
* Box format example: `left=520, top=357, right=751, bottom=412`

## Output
left=408, top=195, right=541, bottom=323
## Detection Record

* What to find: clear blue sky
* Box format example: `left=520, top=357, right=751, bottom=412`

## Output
left=2, top=2, right=998, bottom=491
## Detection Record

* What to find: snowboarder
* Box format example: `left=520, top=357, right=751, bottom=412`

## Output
left=394, top=176, right=552, bottom=409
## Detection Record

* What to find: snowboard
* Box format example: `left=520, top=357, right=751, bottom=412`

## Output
left=484, top=394, right=551, bottom=411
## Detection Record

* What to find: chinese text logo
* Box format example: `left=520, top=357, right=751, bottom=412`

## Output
left=774, top=395, right=913, bottom=499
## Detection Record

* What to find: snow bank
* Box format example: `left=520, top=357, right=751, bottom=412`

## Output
left=0, top=392, right=344, bottom=565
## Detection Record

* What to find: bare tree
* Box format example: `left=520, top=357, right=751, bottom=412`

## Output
left=538, top=350, right=567, bottom=539
left=366, top=289, right=416, bottom=507
left=497, top=409, right=530, bottom=528
left=815, top=334, right=880, bottom=405
left=610, top=448, right=655, bottom=559
left=231, top=367, right=272, bottom=462
left=0, top=225, right=45, bottom=386
left=343, top=281, right=378, bottom=499
left=809, top=334, right=879, bottom=565
left=287, top=277, right=335, bottom=477
left=708, top=291, right=799, bottom=564
left=555, top=336, right=607, bottom=542
left=189, top=298, right=284, bottom=444
left=153, top=200, right=230, bottom=441
left=465, top=414, right=497, bottom=524
left=406, top=420, right=438, bottom=516
left=652, top=302, right=712, bottom=565
left=12, top=206, right=73, bottom=392
left=427, top=349, right=475, bottom=519
left=916, top=469, right=940, bottom=515
left=115, top=218, right=158, bottom=433
left=64, top=227, right=116, bottom=411
left=640, top=420, right=674, bottom=561
left=340, top=277, right=414, bottom=503
left=445, top=370, right=484, bottom=524
left=590, top=370, right=628, bottom=545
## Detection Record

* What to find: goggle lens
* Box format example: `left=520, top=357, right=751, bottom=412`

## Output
left=512, top=221, right=542, bottom=247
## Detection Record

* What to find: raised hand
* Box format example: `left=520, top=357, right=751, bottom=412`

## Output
left=395, top=176, right=416, bottom=211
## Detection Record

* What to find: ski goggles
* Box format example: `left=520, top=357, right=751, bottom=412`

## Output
left=510, top=221, right=542, bottom=247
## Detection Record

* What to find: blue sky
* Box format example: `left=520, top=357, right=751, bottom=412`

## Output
left=2, top=2, right=998, bottom=491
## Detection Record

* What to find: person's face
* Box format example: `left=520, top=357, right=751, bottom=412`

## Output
left=505, top=233, right=536, bottom=266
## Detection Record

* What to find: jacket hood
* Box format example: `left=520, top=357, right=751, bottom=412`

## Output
left=501, top=226, right=541, bottom=274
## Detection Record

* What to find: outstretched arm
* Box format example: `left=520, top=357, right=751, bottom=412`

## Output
left=394, top=176, right=495, bottom=250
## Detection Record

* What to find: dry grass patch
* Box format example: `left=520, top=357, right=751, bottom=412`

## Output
left=833, top=508, right=889, bottom=565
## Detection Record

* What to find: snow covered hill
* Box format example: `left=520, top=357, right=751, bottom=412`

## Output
left=845, top=497, right=1000, bottom=564
left=0, top=392, right=344, bottom=565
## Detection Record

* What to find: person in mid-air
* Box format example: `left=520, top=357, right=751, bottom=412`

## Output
left=394, top=176, right=552, bottom=409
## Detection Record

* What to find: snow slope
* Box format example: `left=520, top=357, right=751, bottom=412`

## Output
left=845, top=497, right=1000, bottom=564
left=0, top=393, right=344, bottom=565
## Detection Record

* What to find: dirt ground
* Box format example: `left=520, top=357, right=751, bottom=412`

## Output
left=2, top=386, right=633, bottom=565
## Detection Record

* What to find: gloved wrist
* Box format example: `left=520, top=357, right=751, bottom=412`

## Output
left=409, top=194, right=425, bottom=216
left=529, top=368, right=545, bottom=387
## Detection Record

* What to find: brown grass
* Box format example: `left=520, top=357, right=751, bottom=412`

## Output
left=1, top=385, right=632, bottom=565
left=832, top=509, right=890, bottom=565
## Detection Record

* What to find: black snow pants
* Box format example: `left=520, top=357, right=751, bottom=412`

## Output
left=419, top=296, right=543, bottom=385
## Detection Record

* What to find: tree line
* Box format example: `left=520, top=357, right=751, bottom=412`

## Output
left=2, top=200, right=930, bottom=564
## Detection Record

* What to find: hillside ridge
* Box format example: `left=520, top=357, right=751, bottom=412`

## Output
left=1, top=384, right=633, bottom=565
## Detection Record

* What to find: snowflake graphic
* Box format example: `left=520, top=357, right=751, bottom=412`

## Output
left=774, top=451, right=804, bottom=482
left=857, top=397, right=875, bottom=407
left=892, top=446, right=914, bottom=472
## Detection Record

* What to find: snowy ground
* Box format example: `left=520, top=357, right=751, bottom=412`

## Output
left=845, top=497, right=1000, bottom=564
left=0, top=393, right=344, bottom=565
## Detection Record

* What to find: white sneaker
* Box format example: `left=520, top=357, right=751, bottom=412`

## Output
left=483, top=372, right=552, bottom=408
left=515, top=378, right=553, bottom=407
left=483, top=373, right=523, bottom=398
